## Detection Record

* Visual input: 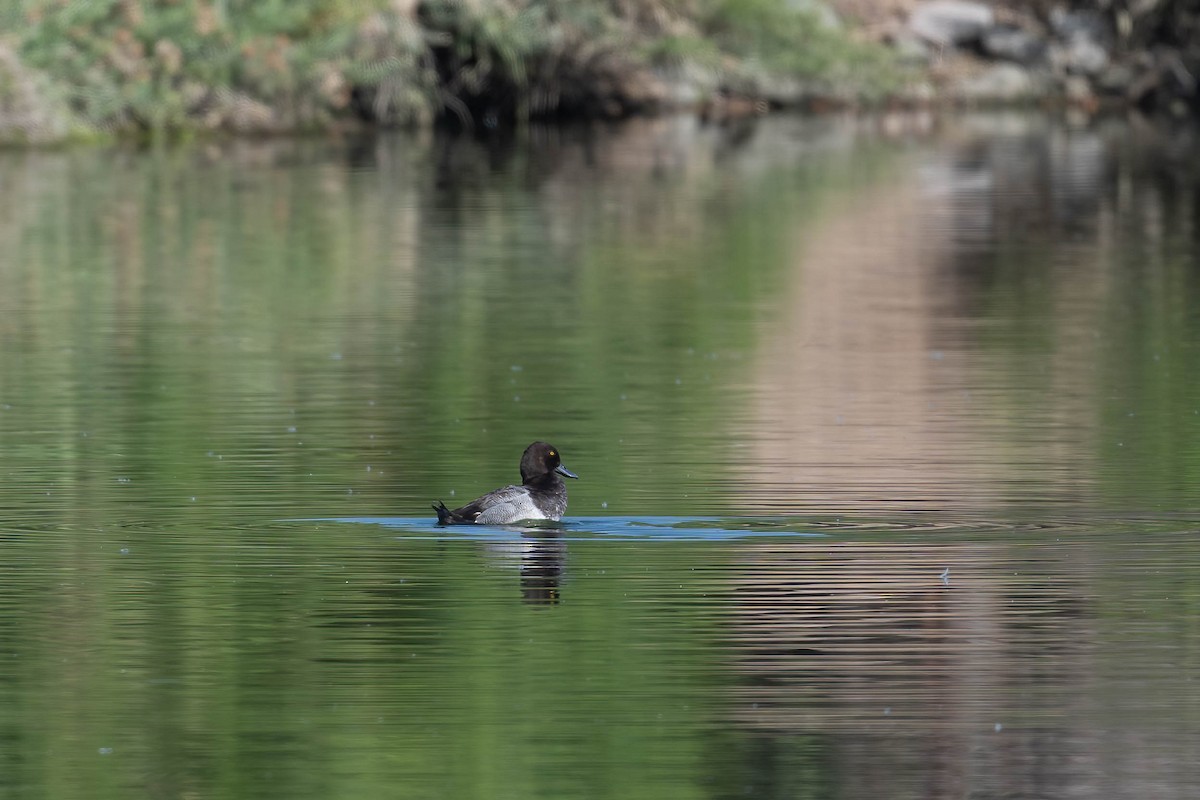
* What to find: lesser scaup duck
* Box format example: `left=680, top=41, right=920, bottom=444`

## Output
left=433, top=441, right=579, bottom=525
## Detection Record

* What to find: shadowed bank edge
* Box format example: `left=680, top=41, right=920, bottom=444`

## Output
left=5, top=2, right=1199, bottom=145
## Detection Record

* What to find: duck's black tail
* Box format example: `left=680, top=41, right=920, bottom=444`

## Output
left=432, top=501, right=454, bottom=525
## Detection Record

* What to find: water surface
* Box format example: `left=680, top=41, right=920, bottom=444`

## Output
left=1, top=114, right=1199, bottom=798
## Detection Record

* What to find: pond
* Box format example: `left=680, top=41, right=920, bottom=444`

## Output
left=1, top=113, right=1199, bottom=798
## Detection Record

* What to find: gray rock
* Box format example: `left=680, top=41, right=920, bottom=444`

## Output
left=1062, top=75, right=1095, bottom=106
left=892, top=34, right=933, bottom=66
left=1049, top=9, right=1109, bottom=43
left=784, top=0, right=841, bottom=31
left=1047, top=7, right=1111, bottom=77
left=1095, top=63, right=1136, bottom=95
left=653, top=62, right=719, bottom=107
left=981, top=26, right=1046, bottom=65
left=1051, top=36, right=1109, bottom=76
left=909, top=1, right=994, bottom=47
left=0, top=45, right=75, bottom=143
left=956, top=63, right=1041, bottom=102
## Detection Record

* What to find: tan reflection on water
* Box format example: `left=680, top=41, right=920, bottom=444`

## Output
left=729, top=542, right=1044, bottom=799
left=728, top=541, right=1093, bottom=731
left=726, top=119, right=1200, bottom=798
left=724, top=538, right=1200, bottom=799
left=746, top=119, right=1107, bottom=514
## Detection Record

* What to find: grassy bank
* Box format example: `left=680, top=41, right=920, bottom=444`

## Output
left=0, top=0, right=898, bottom=143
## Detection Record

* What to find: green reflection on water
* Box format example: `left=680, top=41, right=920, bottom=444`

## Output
left=0, top=121, right=888, bottom=522
left=1, top=119, right=885, bottom=799
left=2, top=117, right=1200, bottom=799
left=1, top=524, right=740, bottom=799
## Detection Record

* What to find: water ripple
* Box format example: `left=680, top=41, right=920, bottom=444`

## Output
left=293, top=513, right=1200, bottom=541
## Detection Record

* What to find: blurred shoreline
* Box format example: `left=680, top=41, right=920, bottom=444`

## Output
left=1, top=1, right=1197, bottom=145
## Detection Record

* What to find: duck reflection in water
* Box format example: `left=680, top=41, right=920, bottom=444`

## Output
left=478, top=525, right=568, bottom=605
left=519, top=531, right=566, bottom=606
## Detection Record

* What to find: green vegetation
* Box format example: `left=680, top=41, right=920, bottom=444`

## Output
left=2, top=0, right=898, bottom=142
left=697, top=0, right=897, bottom=92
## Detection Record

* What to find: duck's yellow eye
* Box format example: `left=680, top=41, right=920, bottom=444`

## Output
left=549, top=450, right=556, bottom=457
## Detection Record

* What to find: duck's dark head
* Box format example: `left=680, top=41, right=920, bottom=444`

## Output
left=520, top=441, right=579, bottom=485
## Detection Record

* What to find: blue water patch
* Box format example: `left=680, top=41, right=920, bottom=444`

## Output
left=291, top=516, right=828, bottom=541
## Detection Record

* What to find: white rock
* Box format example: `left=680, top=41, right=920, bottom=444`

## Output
left=956, top=63, right=1040, bottom=102
left=981, top=26, right=1046, bottom=65
left=909, top=1, right=994, bottom=46
left=1059, top=36, right=1109, bottom=76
